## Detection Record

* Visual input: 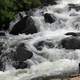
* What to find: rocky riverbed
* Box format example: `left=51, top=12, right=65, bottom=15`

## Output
left=1, top=0, right=80, bottom=80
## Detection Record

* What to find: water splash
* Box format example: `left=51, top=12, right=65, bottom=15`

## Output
left=1, top=0, right=80, bottom=80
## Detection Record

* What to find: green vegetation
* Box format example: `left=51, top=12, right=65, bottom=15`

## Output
left=0, top=0, right=16, bottom=28
left=0, top=0, right=42, bottom=30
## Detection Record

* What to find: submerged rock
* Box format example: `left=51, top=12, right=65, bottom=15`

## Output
left=44, top=13, right=56, bottom=23
left=10, top=16, right=37, bottom=35
left=13, top=61, right=28, bottom=69
left=61, top=37, right=80, bottom=49
left=34, top=41, right=54, bottom=51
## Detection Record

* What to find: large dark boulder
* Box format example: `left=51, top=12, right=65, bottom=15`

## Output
left=61, top=37, right=80, bottom=49
left=13, top=43, right=33, bottom=61
left=10, top=16, right=37, bottom=35
left=65, top=32, right=80, bottom=36
left=68, top=4, right=80, bottom=11
left=44, top=13, right=56, bottom=23
left=34, top=41, right=54, bottom=51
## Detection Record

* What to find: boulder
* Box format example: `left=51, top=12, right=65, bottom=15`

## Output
left=0, top=61, right=4, bottom=71
left=10, top=16, right=37, bottom=35
left=44, top=13, right=56, bottom=23
left=0, top=43, right=33, bottom=70
left=13, top=61, right=28, bottom=69
left=65, top=32, right=80, bottom=36
left=79, top=63, right=80, bottom=73
left=13, top=43, right=33, bottom=61
left=34, top=41, right=54, bottom=51
left=0, top=31, right=5, bottom=36
left=68, top=4, right=80, bottom=11
left=61, top=37, right=80, bottom=49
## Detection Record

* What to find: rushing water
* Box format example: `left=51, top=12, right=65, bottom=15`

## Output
left=1, top=0, right=80, bottom=80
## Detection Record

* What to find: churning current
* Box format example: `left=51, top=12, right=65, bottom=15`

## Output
left=1, top=0, right=80, bottom=80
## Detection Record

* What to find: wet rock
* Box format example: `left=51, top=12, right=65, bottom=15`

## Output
left=0, top=61, right=4, bottom=71
left=34, top=41, right=44, bottom=51
left=13, top=43, right=33, bottom=61
left=65, top=32, right=80, bottom=36
left=44, top=13, right=56, bottom=23
left=68, top=4, right=80, bottom=11
left=0, top=31, right=5, bottom=36
left=79, top=63, right=80, bottom=73
left=13, top=61, right=28, bottom=69
left=10, top=16, right=37, bottom=35
left=0, top=43, right=33, bottom=71
left=41, top=0, right=57, bottom=6
left=61, top=37, right=80, bottom=49
left=34, top=41, right=54, bottom=51
left=45, top=42, right=54, bottom=48
left=0, top=42, right=5, bottom=55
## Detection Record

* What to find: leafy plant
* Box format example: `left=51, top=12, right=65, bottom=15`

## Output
left=0, top=0, right=41, bottom=30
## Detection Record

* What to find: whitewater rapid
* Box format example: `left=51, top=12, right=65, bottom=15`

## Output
left=1, top=0, right=80, bottom=80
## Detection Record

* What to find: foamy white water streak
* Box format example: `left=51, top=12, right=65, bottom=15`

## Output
left=1, top=0, right=80, bottom=80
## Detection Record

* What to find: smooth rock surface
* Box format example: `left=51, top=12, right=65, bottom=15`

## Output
left=61, top=37, right=80, bottom=49
left=10, top=16, right=37, bottom=35
left=44, top=13, right=56, bottom=23
left=14, top=43, right=33, bottom=61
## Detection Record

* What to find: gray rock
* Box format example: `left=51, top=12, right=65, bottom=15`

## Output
left=13, top=43, right=33, bottom=61
left=10, top=16, right=37, bottom=35
left=44, top=13, right=56, bottom=23
left=65, top=32, right=80, bottom=36
left=34, top=41, right=54, bottom=51
left=61, top=37, right=80, bottom=49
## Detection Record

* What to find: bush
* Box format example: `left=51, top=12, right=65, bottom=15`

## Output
left=0, top=0, right=16, bottom=29
left=0, top=0, right=41, bottom=30
left=16, top=0, right=41, bottom=10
